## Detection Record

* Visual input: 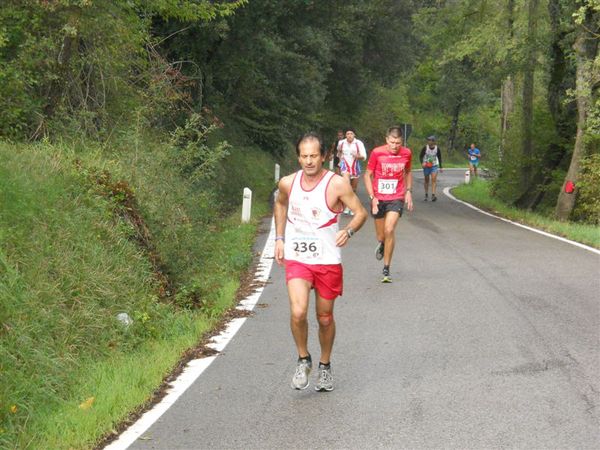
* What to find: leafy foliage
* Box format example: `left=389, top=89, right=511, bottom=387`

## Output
left=572, top=153, right=600, bottom=224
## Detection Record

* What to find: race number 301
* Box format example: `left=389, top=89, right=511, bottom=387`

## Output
left=378, top=179, right=398, bottom=194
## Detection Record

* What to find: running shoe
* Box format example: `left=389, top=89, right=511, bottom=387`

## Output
left=424, top=194, right=428, bottom=202
left=381, top=268, right=392, bottom=283
left=315, top=365, right=334, bottom=392
left=432, top=194, right=437, bottom=202
left=291, top=358, right=312, bottom=390
left=375, top=241, right=384, bottom=260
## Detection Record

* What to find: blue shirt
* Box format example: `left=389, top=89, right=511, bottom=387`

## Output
left=468, top=147, right=481, bottom=162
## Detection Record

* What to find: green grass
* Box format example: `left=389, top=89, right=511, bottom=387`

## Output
left=452, top=179, right=600, bottom=249
left=0, top=136, right=276, bottom=449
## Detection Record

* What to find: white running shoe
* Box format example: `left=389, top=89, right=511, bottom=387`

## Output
left=291, top=358, right=312, bottom=390
left=315, top=365, right=334, bottom=392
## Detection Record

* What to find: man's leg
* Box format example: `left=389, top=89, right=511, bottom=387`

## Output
left=287, top=278, right=311, bottom=358
left=341, top=172, right=352, bottom=214
left=350, top=177, right=359, bottom=193
left=316, top=294, right=336, bottom=364
left=315, top=292, right=336, bottom=392
left=287, top=278, right=313, bottom=389
left=431, top=171, right=438, bottom=200
left=374, top=216, right=385, bottom=260
left=382, top=211, right=401, bottom=267
left=374, top=216, right=385, bottom=244
left=423, top=174, right=430, bottom=200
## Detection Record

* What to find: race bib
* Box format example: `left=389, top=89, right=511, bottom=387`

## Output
left=290, top=236, right=323, bottom=260
left=378, top=179, right=398, bottom=194
left=470, top=155, right=477, bottom=160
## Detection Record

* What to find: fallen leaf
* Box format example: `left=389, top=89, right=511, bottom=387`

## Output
left=79, top=397, right=95, bottom=410
left=9, top=405, right=17, bottom=414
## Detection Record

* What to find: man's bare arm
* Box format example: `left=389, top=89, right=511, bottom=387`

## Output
left=334, top=177, right=367, bottom=247
left=274, top=176, right=292, bottom=265
left=404, top=170, right=414, bottom=211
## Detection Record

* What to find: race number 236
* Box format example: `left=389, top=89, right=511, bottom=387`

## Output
left=293, top=241, right=318, bottom=252
left=291, top=238, right=322, bottom=259
left=378, top=179, right=398, bottom=194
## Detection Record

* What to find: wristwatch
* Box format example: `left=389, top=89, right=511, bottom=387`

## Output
left=369, top=195, right=374, bottom=200
left=346, top=228, right=355, bottom=238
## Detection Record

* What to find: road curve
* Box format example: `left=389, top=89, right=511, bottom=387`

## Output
left=122, top=169, right=600, bottom=450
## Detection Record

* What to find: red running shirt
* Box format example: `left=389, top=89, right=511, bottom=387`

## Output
left=367, top=145, right=412, bottom=201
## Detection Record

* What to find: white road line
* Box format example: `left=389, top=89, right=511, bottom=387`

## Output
left=443, top=187, right=600, bottom=255
left=104, top=219, right=276, bottom=450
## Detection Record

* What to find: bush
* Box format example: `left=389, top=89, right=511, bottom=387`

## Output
left=573, top=153, right=600, bottom=225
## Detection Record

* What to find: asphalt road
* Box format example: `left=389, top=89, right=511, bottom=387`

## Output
left=127, top=169, right=600, bottom=449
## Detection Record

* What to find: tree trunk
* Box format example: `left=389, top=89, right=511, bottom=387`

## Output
left=500, top=75, right=514, bottom=160
left=499, top=0, right=515, bottom=161
left=555, top=8, right=599, bottom=220
left=519, top=0, right=539, bottom=195
left=447, top=100, right=461, bottom=154
left=514, top=0, right=576, bottom=210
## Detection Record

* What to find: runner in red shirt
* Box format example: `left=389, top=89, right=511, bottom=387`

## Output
left=364, top=126, right=414, bottom=282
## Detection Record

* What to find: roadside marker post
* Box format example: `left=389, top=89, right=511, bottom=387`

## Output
left=274, top=164, right=280, bottom=182
left=242, top=187, right=252, bottom=223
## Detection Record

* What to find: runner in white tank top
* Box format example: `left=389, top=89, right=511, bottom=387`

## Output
left=336, top=128, right=367, bottom=215
left=274, top=133, right=367, bottom=392
left=285, top=170, right=341, bottom=265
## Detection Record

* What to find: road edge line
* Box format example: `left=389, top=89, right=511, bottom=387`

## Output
left=104, top=218, right=276, bottom=450
left=443, top=187, right=600, bottom=255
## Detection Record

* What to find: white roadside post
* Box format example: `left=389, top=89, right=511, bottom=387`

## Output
left=329, top=159, right=334, bottom=171
left=242, top=187, right=252, bottom=223
left=465, top=170, right=471, bottom=184
left=274, top=163, right=280, bottom=182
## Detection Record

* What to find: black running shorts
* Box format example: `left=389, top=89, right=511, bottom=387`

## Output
left=372, top=199, right=404, bottom=219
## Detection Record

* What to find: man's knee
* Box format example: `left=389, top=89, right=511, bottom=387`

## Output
left=317, top=312, right=334, bottom=327
left=291, top=307, right=308, bottom=324
left=384, top=225, right=396, bottom=238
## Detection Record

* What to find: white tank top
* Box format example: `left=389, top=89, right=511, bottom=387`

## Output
left=285, top=170, right=341, bottom=265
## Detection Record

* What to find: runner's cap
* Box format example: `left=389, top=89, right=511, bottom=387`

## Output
left=427, top=135, right=436, bottom=141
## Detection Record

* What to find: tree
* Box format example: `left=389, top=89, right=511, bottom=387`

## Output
left=555, top=0, right=599, bottom=220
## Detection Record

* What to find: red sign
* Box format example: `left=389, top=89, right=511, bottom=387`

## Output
left=565, top=180, right=575, bottom=193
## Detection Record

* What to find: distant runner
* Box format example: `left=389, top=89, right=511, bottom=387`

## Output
left=328, top=129, right=344, bottom=174
left=364, top=126, right=413, bottom=283
left=337, top=128, right=367, bottom=215
left=274, top=132, right=367, bottom=392
left=468, top=143, right=481, bottom=178
left=419, top=135, right=443, bottom=202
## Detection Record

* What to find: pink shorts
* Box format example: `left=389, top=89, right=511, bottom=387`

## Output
left=285, top=260, right=343, bottom=300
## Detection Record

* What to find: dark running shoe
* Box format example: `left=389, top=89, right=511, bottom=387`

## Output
left=381, top=268, right=392, bottom=283
left=432, top=194, right=437, bottom=202
left=424, top=193, right=428, bottom=202
left=375, top=241, right=384, bottom=260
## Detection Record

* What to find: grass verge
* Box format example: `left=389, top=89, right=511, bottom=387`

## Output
left=0, top=136, right=275, bottom=449
left=452, top=179, right=600, bottom=249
